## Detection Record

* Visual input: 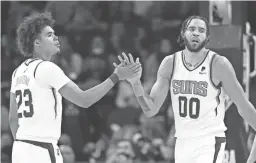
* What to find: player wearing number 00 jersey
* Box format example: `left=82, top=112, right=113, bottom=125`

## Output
left=9, top=12, right=141, bottom=163
left=126, top=15, right=256, bottom=163
left=170, top=50, right=227, bottom=138
left=170, top=50, right=227, bottom=163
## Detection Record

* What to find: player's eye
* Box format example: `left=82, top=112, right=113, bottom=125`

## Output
left=188, top=27, right=195, bottom=32
left=198, top=28, right=205, bottom=33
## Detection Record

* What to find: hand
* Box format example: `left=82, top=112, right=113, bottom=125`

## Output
left=115, top=52, right=142, bottom=84
left=113, top=53, right=141, bottom=80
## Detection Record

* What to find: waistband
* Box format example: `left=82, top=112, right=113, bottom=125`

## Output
left=15, top=139, right=57, bottom=163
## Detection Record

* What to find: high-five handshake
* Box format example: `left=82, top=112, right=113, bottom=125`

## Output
left=113, top=52, right=142, bottom=85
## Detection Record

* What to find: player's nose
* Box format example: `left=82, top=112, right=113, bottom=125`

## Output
left=192, top=29, right=200, bottom=36
left=54, top=35, right=58, bottom=40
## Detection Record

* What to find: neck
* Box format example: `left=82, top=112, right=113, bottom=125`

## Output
left=183, top=47, right=207, bottom=64
left=33, top=51, right=52, bottom=61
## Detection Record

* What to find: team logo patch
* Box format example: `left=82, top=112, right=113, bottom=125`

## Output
left=199, top=66, right=206, bottom=74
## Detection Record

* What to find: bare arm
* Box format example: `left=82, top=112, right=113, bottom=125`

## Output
left=247, top=135, right=256, bottom=162
left=9, top=92, right=19, bottom=140
left=36, top=60, right=141, bottom=109
left=132, top=55, right=174, bottom=117
left=214, top=56, right=256, bottom=130
left=59, top=76, right=117, bottom=108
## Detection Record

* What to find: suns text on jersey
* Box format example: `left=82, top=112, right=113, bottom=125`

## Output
left=15, top=75, right=30, bottom=87
left=172, top=80, right=208, bottom=97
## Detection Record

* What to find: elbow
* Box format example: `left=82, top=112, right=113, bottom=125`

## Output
left=81, top=99, right=94, bottom=108
left=144, top=108, right=159, bottom=117
left=145, top=113, right=155, bottom=117
left=81, top=102, right=90, bottom=108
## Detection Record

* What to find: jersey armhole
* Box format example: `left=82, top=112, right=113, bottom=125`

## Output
left=12, top=68, right=18, bottom=79
left=169, top=53, right=176, bottom=81
left=210, top=54, right=222, bottom=89
left=34, top=61, right=44, bottom=78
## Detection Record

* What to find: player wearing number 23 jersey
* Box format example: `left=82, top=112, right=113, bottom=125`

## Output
left=10, top=58, right=70, bottom=144
left=9, top=12, right=141, bottom=163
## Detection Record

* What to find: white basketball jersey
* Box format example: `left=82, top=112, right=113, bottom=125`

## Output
left=170, top=50, right=227, bottom=138
left=10, top=58, right=70, bottom=143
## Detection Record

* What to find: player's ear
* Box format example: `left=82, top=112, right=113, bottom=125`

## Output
left=34, top=39, right=40, bottom=47
left=206, top=35, right=210, bottom=44
left=180, top=30, right=185, bottom=39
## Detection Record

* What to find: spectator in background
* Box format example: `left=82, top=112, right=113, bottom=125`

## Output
left=51, top=35, right=83, bottom=80
left=1, top=104, right=10, bottom=133
left=106, top=140, right=135, bottom=163
left=1, top=133, right=13, bottom=162
left=45, top=1, right=77, bottom=34
left=59, top=133, right=73, bottom=147
left=110, top=22, right=125, bottom=54
left=76, top=35, right=116, bottom=159
left=60, top=145, right=76, bottom=163
left=62, top=100, right=85, bottom=161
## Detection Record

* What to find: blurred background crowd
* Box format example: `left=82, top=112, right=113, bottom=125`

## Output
left=1, top=1, right=256, bottom=163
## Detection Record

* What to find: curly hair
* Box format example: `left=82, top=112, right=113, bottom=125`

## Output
left=16, top=12, right=55, bottom=57
left=177, top=15, right=210, bottom=47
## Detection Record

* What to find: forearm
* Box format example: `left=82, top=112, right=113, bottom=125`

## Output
left=248, top=135, right=256, bottom=161
left=237, top=101, right=256, bottom=131
left=82, top=73, right=118, bottom=108
left=132, top=81, right=158, bottom=117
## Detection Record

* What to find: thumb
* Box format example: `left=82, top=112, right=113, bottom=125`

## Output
left=113, top=62, right=118, bottom=67
left=136, top=58, right=140, bottom=63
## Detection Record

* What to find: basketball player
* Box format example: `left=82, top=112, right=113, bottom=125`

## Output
left=120, top=16, right=256, bottom=163
left=9, top=12, right=141, bottom=163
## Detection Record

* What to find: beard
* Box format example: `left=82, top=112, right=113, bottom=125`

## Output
left=184, top=36, right=207, bottom=52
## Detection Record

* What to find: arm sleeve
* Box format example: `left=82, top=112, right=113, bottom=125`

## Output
left=35, top=61, right=71, bottom=91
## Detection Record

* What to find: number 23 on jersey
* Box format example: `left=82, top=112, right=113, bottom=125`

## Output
left=15, top=89, right=34, bottom=118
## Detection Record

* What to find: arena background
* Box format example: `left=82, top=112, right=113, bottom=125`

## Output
left=1, top=1, right=256, bottom=163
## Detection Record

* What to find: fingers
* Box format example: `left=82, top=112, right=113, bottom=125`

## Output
left=128, top=53, right=134, bottom=64
left=118, top=55, right=125, bottom=64
left=132, top=67, right=142, bottom=74
left=122, top=52, right=130, bottom=64
left=128, top=62, right=141, bottom=70
left=113, top=62, right=118, bottom=67
left=128, top=63, right=142, bottom=74
left=136, top=57, right=140, bottom=63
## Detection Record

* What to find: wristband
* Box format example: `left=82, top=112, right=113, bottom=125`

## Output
left=109, top=73, right=119, bottom=85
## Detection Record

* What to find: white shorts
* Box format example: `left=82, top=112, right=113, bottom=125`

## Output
left=12, top=140, right=63, bottom=163
left=175, top=135, right=226, bottom=163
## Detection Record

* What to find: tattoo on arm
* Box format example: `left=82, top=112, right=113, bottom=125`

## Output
left=138, top=94, right=153, bottom=112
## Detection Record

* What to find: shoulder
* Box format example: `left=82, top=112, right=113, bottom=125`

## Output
left=158, top=53, right=177, bottom=79
left=12, top=67, right=18, bottom=79
left=35, top=61, right=63, bottom=77
left=211, top=54, right=232, bottom=70
left=161, top=51, right=182, bottom=65
left=211, top=53, right=236, bottom=81
left=37, top=61, right=61, bottom=70
left=162, top=54, right=175, bottom=65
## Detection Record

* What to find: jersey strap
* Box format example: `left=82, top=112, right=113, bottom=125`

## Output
left=170, top=53, right=176, bottom=81
left=33, top=61, right=44, bottom=78
left=24, top=58, right=40, bottom=66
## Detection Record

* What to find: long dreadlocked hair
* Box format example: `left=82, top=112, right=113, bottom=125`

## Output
left=177, top=15, right=210, bottom=47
